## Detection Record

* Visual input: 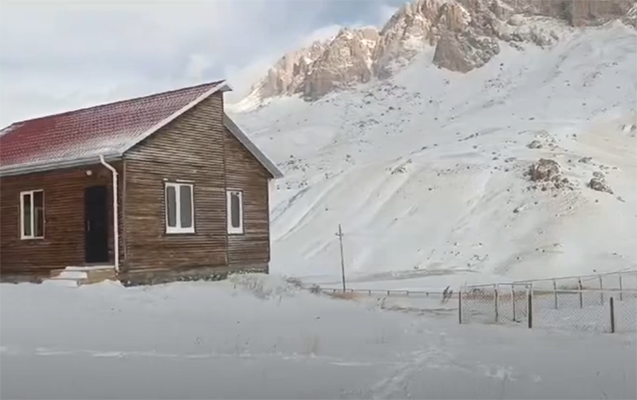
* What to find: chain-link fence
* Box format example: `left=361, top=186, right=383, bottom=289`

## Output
left=458, top=284, right=531, bottom=324
left=459, top=283, right=530, bottom=326
left=459, top=279, right=637, bottom=333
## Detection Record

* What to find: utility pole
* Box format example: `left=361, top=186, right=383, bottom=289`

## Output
left=337, top=224, right=346, bottom=292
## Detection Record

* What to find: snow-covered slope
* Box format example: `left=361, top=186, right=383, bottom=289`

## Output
left=231, top=23, right=637, bottom=282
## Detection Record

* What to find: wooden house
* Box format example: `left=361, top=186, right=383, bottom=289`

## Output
left=0, top=80, right=283, bottom=284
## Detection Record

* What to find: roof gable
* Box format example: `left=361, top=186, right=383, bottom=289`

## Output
left=223, top=114, right=283, bottom=179
left=0, top=80, right=229, bottom=176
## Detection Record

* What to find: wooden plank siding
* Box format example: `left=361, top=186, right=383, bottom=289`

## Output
left=224, top=128, right=271, bottom=266
left=0, top=162, right=124, bottom=274
left=122, top=93, right=228, bottom=271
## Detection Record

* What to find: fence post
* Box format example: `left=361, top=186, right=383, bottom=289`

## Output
left=494, top=285, right=499, bottom=323
left=527, top=288, right=533, bottom=329
left=458, top=291, right=463, bottom=325
left=609, top=297, right=615, bottom=334
left=578, top=278, right=583, bottom=308
left=618, top=273, right=623, bottom=302
left=511, top=284, right=516, bottom=322
left=599, top=275, right=604, bottom=306
left=553, top=279, right=558, bottom=309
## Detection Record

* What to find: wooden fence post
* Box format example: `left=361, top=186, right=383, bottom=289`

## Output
left=527, top=289, right=533, bottom=329
left=511, top=284, right=516, bottom=322
left=553, top=279, right=558, bottom=309
left=599, top=275, right=604, bottom=305
left=609, top=297, right=615, bottom=334
left=458, top=291, right=463, bottom=325
left=494, top=285, right=499, bottom=323
left=618, top=273, right=623, bottom=302
left=578, top=278, right=583, bottom=308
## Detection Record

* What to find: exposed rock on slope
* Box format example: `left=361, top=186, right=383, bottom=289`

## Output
left=589, top=172, right=614, bottom=194
left=432, top=30, right=500, bottom=72
left=242, top=0, right=636, bottom=103
left=526, top=159, right=573, bottom=190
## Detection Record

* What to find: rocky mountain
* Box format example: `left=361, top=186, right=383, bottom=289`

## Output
left=240, top=0, right=635, bottom=103
left=232, top=21, right=637, bottom=281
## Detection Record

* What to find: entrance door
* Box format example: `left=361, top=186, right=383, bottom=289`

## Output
left=84, top=185, right=109, bottom=264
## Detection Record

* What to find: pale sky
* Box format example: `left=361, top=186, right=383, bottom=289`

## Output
left=0, top=0, right=401, bottom=127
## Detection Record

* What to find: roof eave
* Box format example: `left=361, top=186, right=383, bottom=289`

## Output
left=0, top=153, right=123, bottom=178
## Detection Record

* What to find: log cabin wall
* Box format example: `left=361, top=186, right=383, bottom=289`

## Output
left=223, top=128, right=271, bottom=267
left=122, top=93, right=228, bottom=271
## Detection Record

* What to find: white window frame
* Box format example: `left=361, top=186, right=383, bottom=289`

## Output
left=226, top=190, right=244, bottom=235
left=20, top=189, right=45, bottom=239
left=165, top=182, right=195, bottom=234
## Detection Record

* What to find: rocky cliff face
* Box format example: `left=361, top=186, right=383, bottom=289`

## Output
left=244, top=0, right=635, bottom=103
left=302, top=27, right=380, bottom=98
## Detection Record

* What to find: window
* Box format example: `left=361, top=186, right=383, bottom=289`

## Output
left=20, top=190, right=44, bottom=239
left=227, top=190, right=243, bottom=234
left=165, top=182, right=194, bottom=234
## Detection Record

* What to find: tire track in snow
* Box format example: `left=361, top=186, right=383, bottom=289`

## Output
left=367, top=345, right=453, bottom=399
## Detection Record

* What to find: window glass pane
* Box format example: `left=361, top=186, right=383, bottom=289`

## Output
left=34, top=192, right=44, bottom=237
left=230, top=193, right=241, bottom=228
left=179, top=185, right=193, bottom=229
left=166, top=186, right=177, bottom=228
left=22, top=193, right=32, bottom=237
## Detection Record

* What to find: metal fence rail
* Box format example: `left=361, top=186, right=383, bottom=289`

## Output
left=513, top=270, right=637, bottom=292
left=319, top=287, right=450, bottom=298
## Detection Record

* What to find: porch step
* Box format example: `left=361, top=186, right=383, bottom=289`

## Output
left=49, top=266, right=117, bottom=287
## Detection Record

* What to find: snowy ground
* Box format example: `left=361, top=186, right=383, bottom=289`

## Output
left=232, top=22, right=637, bottom=285
left=1, top=275, right=636, bottom=399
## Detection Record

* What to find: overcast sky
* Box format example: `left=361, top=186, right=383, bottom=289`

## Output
left=0, top=0, right=402, bottom=127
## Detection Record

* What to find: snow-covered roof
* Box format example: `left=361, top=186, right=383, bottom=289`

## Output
left=0, top=80, right=282, bottom=179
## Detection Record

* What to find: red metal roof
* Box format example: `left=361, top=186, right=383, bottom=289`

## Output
left=0, top=80, right=226, bottom=173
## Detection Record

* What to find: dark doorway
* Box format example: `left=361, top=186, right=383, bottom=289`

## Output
left=84, top=185, right=109, bottom=264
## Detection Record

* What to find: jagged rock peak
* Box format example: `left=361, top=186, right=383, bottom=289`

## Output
left=302, top=26, right=380, bottom=99
left=372, top=0, right=473, bottom=77
left=248, top=39, right=331, bottom=100
left=241, top=0, right=636, bottom=104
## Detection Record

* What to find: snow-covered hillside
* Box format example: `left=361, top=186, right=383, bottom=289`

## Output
left=231, top=22, right=637, bottom=283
